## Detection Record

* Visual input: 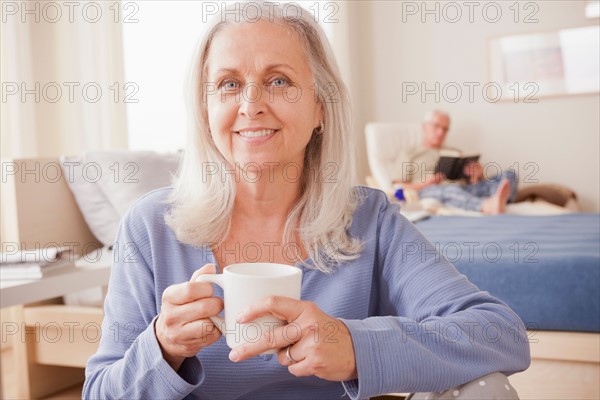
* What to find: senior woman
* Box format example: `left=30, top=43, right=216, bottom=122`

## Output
left=83, top=3, right=530, bottom=399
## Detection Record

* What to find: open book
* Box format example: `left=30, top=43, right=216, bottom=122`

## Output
left=435, top=154, right=480, bottom=181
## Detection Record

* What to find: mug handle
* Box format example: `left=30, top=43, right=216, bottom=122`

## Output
left=195, top=274, right=226, bottom=333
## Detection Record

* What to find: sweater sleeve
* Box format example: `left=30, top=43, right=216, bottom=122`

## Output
left=82, top=204, right=204, bottom=399
left=341, top=197, right=531, bottom=399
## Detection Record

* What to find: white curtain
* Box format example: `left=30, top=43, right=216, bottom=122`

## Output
left=320, top=1, right=352, bottom=91
left=1, top=11, right=37, bottom=158
left=324, top=1, right=371, bottom=185
left=0, top=1, right=128, bottom=160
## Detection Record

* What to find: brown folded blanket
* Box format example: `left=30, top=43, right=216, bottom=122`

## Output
left=515, top=184, right=577, bottom=207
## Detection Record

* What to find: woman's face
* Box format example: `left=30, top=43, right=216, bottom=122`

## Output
left=205, top=20, right=323, bottom=170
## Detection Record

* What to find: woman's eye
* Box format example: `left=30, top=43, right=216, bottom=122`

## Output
left=220, top=81, right=239, bottom=90
left=270, top=78, right=288, bottom=87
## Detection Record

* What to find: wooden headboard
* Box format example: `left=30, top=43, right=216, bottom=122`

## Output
left=2, top=158, right=102, bottom=256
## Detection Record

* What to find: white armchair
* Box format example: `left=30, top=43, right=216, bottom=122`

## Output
left=365, top=122, right=422, bottom=192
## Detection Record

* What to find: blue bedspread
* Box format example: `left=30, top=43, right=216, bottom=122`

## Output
left=415, top=213, right=600, bottom=332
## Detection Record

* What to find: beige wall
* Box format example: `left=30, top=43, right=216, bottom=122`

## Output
left=350, top=0, right=599, bottom=211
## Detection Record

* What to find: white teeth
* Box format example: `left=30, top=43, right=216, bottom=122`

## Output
left=238, top=129, right=275, bottom=138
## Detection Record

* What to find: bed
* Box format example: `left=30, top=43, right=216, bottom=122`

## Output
left=415, top=214, right=600, bottom=399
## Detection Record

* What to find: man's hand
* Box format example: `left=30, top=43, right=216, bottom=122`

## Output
left=428, top=171, right=446, bottom=185
left=463, top=161, right=483, bottom=184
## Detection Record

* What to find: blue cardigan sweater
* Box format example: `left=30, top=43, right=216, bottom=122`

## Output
left=83, top=187, right=530, bottom=399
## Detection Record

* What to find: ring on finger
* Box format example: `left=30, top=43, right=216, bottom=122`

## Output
left=285, top=345, right=298, bottom=364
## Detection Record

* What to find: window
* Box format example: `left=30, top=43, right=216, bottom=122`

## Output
left=122, top=1, right=207, bottom=151
left=122, top=1, right=337, bottom=151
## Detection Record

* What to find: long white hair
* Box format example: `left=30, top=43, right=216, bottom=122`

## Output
left=165, top=1, right=363, bottom=273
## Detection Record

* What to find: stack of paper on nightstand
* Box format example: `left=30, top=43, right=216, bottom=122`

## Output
left=0, top=247, right=76, bottom=280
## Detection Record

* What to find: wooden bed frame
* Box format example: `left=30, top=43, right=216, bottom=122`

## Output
left=1, top=158, right=599, bottom=399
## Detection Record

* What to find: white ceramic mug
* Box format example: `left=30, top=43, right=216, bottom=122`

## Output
left=196, top=262, right=302, bottom=353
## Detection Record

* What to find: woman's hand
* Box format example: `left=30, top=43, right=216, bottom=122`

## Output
left=155, top=264, right=223, bottom=371
left=228, top=296, right=358, bottom=382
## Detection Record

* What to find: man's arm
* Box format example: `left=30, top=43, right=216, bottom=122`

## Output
left=393, top=172, right=446, bottom=191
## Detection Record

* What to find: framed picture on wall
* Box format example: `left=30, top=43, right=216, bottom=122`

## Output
left=488, top=25, right=600, bottom=101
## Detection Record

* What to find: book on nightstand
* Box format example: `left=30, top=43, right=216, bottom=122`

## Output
left=0, top=258, right=76, bottom=280
left=0, top=246, right=76, bottom=280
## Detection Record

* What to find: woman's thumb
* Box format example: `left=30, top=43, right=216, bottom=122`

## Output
left=190, top=263, right=216, bottom=282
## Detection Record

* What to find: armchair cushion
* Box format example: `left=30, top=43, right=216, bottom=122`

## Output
left=365, top=122, right=422, bottom=191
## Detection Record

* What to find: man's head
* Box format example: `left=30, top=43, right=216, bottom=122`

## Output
left=422, top=110, right=450, bottom=148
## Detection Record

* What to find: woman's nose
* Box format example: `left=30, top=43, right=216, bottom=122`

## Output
left=238, top=83, right=267, bottom=118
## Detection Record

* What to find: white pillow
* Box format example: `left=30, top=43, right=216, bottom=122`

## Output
left=85, top=150, right=181, bottom=216
left=60, top=150, right=181, bottom=245
left=60, top=155, right=121, bottom=245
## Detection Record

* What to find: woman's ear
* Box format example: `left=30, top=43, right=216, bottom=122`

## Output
left=314, top=104, right=325, bottom=133
left=315, top=120, right=324, bottom=135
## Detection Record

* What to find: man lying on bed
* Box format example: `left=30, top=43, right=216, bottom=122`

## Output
left=392, top=110, right=517, bottom=215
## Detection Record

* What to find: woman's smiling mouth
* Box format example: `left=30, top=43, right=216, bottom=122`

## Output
left=234, top=128, right=279, bottom=143
left=237, top=129, right=276, bottom=137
